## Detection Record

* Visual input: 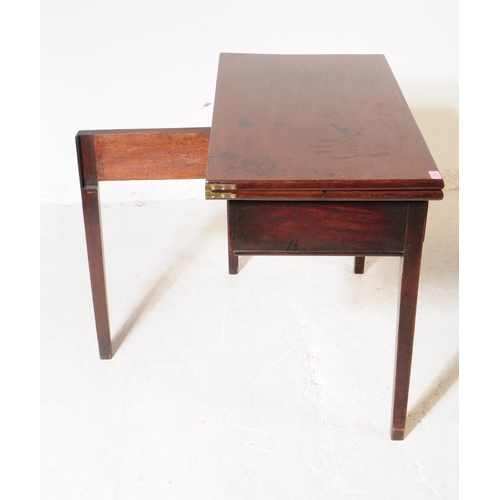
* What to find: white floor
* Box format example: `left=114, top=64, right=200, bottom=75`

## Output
left=41, top=190, right=458, bottom=500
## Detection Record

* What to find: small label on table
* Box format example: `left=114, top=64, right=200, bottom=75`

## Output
left=428, top=171, right=442, bottom=179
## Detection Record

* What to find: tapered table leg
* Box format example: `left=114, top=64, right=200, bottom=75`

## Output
left=81, top=186, right=112, bottom=359
left=391, top=201, right=428, bottom=439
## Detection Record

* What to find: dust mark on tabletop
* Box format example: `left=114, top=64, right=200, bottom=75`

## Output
left=286, top=238, right=299, bottom=251
left=237, top=117, right=252, bottom=128
left=329, top=123, right=349, bottom=134
left=219, top=150, right=277, bottom=177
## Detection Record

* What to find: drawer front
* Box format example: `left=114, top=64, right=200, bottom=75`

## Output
left=228, top=200, right=409, bottom=255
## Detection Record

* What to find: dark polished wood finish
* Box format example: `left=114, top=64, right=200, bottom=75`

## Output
left=207, top=54, right=443, bottom=199
left=206, top=54, right=444, bottom=440
left=227, top=200, right=409, bottom=262
left=76, top=132, right=112, bottom=359
left=211, top=188, right=442, bottom=201
left=391, top=201, right=428, bottom=440
left=76, top=128, right=209, bottom=358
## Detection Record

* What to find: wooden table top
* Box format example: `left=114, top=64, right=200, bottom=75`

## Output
left=206, top=54, right=443, bottom=201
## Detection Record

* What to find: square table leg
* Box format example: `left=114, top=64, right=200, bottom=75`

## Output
left=391, top=201, right=428, bottom=439
left=227, top=208, right=239, bottom=275
left=354, top=256, right=366, bottom=274
left=76, top=132, right=112, bottom=359
left=80, top=186, right=113, bottom=359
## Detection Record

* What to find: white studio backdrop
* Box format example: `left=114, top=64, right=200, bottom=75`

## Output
left=41, top=0, right=458, bottom=205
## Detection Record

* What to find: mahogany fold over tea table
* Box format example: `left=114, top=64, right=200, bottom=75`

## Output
left=77, top=54, right=444, bottom=440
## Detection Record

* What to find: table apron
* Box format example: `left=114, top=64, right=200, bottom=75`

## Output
left=228, top=200, right=413, bottom=255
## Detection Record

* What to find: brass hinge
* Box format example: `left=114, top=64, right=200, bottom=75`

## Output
left=205, top=183, right=237, bottom=199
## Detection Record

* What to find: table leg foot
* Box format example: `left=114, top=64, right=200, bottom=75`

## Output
left=229, top=252, right=239, bottom=274
left=391, top=428, right=405, bottom=440
left=354, top=256, right=365, bottom=274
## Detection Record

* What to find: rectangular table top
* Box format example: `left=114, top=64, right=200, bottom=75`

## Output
left=206, top=54, right=443, bottom=201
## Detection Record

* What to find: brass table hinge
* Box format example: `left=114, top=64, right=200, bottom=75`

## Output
left=205, top=183, right=237, bottom=199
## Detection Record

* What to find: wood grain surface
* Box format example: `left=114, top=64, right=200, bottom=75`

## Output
left=207, top=54, right=443, bottom=198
